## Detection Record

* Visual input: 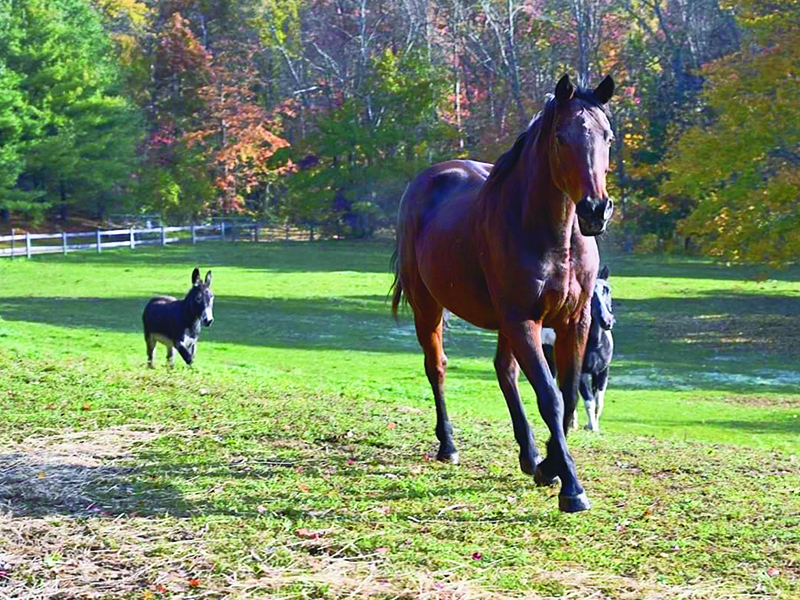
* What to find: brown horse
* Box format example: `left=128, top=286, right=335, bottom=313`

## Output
left=391, top=74, right=614, bottom=512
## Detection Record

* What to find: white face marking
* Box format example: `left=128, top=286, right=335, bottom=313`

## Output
left=202, top=298, right=214, bottom=324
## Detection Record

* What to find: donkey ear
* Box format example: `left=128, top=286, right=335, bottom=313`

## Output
left=192, top=268, right=201, bottom=286
left=598, top=265, right=610, bottom=279
left=555, top=74, right=575, bottom=104
left=204, top=270, right=213, bottom=287
left=594, top=75, right=614, bottom=104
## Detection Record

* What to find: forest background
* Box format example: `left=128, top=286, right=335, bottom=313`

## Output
left=0, top=0, right=797, bottom=263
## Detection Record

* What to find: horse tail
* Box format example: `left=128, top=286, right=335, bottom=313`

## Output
left=390, top=245, right=404, bottom=319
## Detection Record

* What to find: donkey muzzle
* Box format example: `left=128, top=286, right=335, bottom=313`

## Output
left=576, top=197, right=613, bottom=236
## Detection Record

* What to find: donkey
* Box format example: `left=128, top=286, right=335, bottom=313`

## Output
left=143, top=268, right=214, bottom=368
left=543, top=265, right=614, bottom=432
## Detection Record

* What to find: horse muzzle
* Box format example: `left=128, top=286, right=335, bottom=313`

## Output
left=576, top=197, right=613, bottom=237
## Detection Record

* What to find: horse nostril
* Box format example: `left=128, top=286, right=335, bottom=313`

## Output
left=604, top=199, right=614, bottom=219
left=576, top=199, right=593, bottom=219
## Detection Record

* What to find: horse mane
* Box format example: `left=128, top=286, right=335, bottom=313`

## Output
left=483, top=85, right=610, bottom=192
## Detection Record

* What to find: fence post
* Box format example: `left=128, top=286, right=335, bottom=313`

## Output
left=129, top=228, right=135, bottom=250
left=62, top=231, right=68, bottom=255
left=10, top=228, right=14, bottom=259
left=221, top=222, right=226, bottom=241
left=191, top=223, right=197, bottom=245
left=161, top=225, right=166, bottom=246
left=232, top=223, right=237, bottom=243
left=96, top=229, right=102, bottom=253
left=254, top=223, right=259, bottom=243
left=26, top=231, right=31, bottom=259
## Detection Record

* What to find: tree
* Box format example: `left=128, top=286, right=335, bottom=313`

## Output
left=661, top=0, right=800, bottom=263
left=0, top=0, right=142, bottom=221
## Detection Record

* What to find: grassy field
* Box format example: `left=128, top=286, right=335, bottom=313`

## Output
left=0, top=240, right=798, bottom=599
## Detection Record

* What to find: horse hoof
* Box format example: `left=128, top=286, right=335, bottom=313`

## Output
left=436, top=451, right=460, bottom=465
left=533, top=463, right=559, bottom=487
left=559, top=492, right=591, bottom=513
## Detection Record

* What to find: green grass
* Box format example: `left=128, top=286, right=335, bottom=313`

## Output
left=0, top=241, right=798, bottom=599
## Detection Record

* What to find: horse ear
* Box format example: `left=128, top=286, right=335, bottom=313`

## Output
left=204, top=270, right=213, bottom=287
left=555, top=74, right=574, bottom=104
left=594, top=75, right=614, bottom=104
left=599, top=265, right=610, bottom=279
left=192, top=268, right=201, bottom=286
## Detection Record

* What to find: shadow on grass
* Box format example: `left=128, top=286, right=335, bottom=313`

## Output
left=0, top=294, right=499, bottom=359
left=603, top=251, right=800, bottom=282
left=1, top=289, right=799, bottom=391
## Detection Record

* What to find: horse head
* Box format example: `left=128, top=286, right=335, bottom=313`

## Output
left=548, top=74, right=615, bottom=236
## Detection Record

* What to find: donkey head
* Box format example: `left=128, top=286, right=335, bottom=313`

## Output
left=188, top=267, right=215, bottom=327
left=591, top=265, right=614, bottom=330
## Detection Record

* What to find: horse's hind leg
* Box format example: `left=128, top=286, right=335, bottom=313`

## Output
left=413, top=299, right=458, bottom=463
left=495, top=333, right=543, bottom=475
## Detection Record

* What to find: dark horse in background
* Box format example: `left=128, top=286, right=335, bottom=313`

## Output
left=544, top=265, right=615, bottom=433
left=391, top=74, right=615, bottom=512
left=143, top=268, right=214, bottom=368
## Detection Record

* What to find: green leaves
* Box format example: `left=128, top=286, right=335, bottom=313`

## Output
left=0, top=0, right=141, bottom=220
left=662, top=3, right=800, bottom=264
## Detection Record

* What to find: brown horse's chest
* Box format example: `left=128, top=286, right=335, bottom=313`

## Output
left=540, top=273, right=585, bottom=321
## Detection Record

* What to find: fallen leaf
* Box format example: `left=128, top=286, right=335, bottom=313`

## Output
left=294, top=528, right=321, bottom=540
left=471, top=552, right=483, bottom=561
left=297, top=483, right=309, bottom=492
left=375, top=547, right=390, bottom=554
left=188, top=578, right=200, bottom=587
left=387, top=422, right=397, bottom=430
left=767, top=568, right=780, bottom=577
left=257, top=505, right=267, bottom=514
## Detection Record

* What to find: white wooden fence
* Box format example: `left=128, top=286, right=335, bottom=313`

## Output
left=0, top=222, right=259, bottom=258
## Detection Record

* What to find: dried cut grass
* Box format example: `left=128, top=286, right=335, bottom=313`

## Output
left=0, top=425, right=170, bottom=517
left=0, top=426, right=761, bottom=600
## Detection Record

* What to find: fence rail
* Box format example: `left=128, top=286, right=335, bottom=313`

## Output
left=0, top=222, right=263, bottom=258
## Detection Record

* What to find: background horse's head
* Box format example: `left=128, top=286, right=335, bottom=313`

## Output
left=548, top=74, right=615, bottom=236
left=591, top=265, right=614, bottom=330
left=187, top=267, right=215, bottom=327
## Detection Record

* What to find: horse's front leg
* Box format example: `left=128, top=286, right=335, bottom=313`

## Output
left=554, top=315, right=591, bottom=435
left=494, top=333, right=542, bottom=475
left=502, top=319, right=590, bottom=512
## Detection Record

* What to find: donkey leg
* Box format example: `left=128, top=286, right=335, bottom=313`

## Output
left=414, top=307, right=457, bottom=464
left=503, top=320, right=589, bottom=512
left=146, top=335, right=156, bottom=369
left=594, top=368, right=609, bottom=427
left=166, top=345, right=175, bottom=368
left=176, top=344, right=193, bottom=366
left=579, top=373, right=599, bottom=432
left=495, top=333, right=543, bottom=476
